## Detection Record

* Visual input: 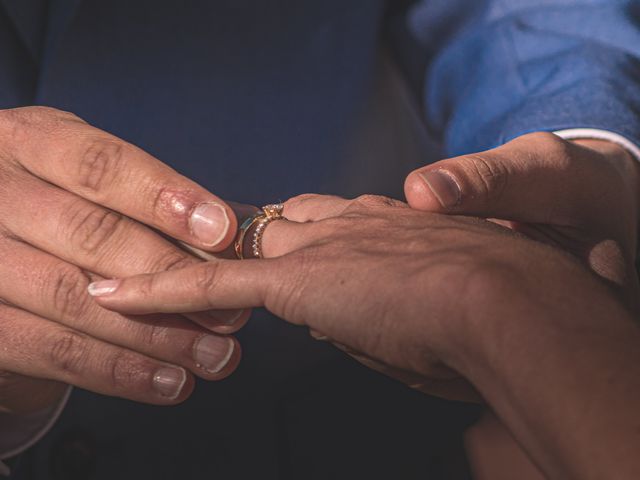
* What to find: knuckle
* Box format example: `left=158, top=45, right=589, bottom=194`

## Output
left=125, top=316, right=172, bottom=352
left=193, top=263, right=222, bottom=301
left=0, top=107, right=85, bottom=162
left=48, top=330, right=90, bottom=375
left=267, top=248, right=317, bottom=319
left=18, top=106, right=63, bottom=119
left=519, top=132, right=574, bottom=168
left=104, top=350, right=144, bottom=391
left=143, top=323, right=171, bottom=348
left=136, top=272, right=160, bottom=299
left=64, top=201, right=125, bottom=256
left=0, top=109, right=37, bottom=153
left=522, top=131, right=565, bottom=149
left=347, top=195, right=404, bottom=215
left=77, top=138, right=125, bottom=192
left=51, top=266, right=92, bottom=319
left=353, top=194, right=389, bottom=208
left=147, top=249, right=196, bottom=274
left=540, top=133, right=574, bottom=168
left=148, top=185, right=180, bottom=223
left=285, top=193, right=321, bottom=207
left=463, top=154, right=509, bottom=201
left=0, top=107, right=64, bottom=138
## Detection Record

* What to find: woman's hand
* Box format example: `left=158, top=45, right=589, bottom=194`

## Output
left=88, top=192, right=640, bottom=480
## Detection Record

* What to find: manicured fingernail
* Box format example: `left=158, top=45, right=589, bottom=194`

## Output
left=209, top=309, right=246, bottom=326
left=189, top=202, right=230, bottom=247
left=419, top=170, right=461, bottom=208
left=153, top=366, right=187, bottom=399
left=194, top=335, right=234, bottom=374
left=87, top=279, right=120, bottom=297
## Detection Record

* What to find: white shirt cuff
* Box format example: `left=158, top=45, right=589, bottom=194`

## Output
left=554, top=128, right=640, bottom=163
left=0, top=386, right=72, bottom=476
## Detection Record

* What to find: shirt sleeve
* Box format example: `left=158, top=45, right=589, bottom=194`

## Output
left=398, top=0, right=640, bottom=157
left=0, top=386, right=72, bottom=476
left=555, top=129, right=640, bottom=163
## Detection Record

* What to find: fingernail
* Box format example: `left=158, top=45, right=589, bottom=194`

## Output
left=189, top=202, right=230, bottom=247
left=194, top=335, right=234, bottom=374
left=419, top=170, right=461, bottom=208
left=309, top=330, right=329, bottom=341
left=153, top=366, right=187, bottom=399
left=209, top=309, right=246, bottom=326
left=87, top=279, right=120, bottom=297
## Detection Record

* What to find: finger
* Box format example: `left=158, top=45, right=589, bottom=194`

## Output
left=0, top=172, right=246, bottom=332
left=404, top=132, right=623, bottom=226
left=0, top=237, right=241, bottom=379
left=88, top=259, right=281, bottom=315
left=0, top=107, right=236, bottom=251
left=256, top=194, right=406, bottom=258
left=283, top=194, right=406, bottom=222
left=283, top=194, right=351, bottom=222
left=0, top=305, right=194, bottom=405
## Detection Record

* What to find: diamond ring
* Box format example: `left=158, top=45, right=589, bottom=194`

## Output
left=234, top=203, right=285, bottom=259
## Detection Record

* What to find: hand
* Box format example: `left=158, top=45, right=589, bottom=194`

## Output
left=0, top=107, right=248, bottom=412
left=405, top=132, right=640, bottom=303
left=90, top=193, right=640, bottom=480
left=86, top=193, right=579, bottom=401
left=404, top=132, right=640, bottom=479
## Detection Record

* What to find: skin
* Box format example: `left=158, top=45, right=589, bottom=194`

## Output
left=91, top=133, right=640, bottom=478
left=404, top=133, right=640, bottom=479
left=90, top=196, right=640, bottom=479
left=405, top=133, right=640, bottom=302
left=0, top=106, right=250, bottom=413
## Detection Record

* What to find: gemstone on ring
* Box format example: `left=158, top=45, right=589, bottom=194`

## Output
left=262, top=203, right=284, bottom=220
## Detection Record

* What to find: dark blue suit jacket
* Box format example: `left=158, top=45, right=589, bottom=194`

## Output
left=1, top=1, right=639, bottom=479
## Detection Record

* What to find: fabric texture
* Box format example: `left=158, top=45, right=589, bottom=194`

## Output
left=398, top=0, right=640, bottom=156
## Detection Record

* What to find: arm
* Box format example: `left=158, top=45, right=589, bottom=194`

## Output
left=399, top=0, right=640, bottom=156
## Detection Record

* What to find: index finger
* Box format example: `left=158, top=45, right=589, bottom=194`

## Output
left=87, top=260, right=278, bottom=315
left=1, top=107, right=236, bottom=251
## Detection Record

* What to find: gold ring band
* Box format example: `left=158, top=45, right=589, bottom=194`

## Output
left=234, top=203, right=285, bottom=259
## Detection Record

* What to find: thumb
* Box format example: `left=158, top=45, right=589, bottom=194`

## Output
left=404, top=132, right=612, bottom=225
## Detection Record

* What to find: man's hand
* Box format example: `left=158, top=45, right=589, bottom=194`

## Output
left=404, top=132, right=640, bottom=479
left=404, top=132, right=640, bottom=301
left=0, top=107, right=247, bottom=411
